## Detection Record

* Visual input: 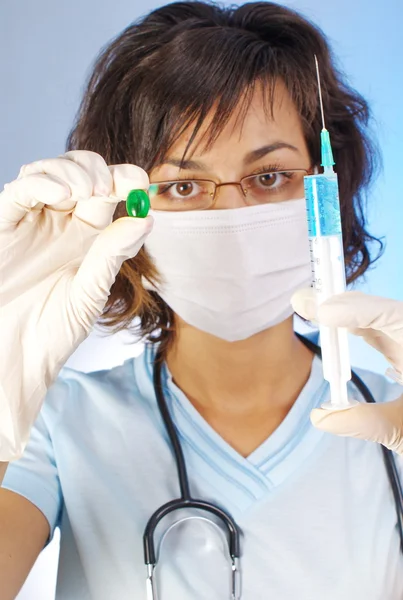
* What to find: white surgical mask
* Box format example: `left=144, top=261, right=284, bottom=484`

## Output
left=144, top=198, right=312, bottom=341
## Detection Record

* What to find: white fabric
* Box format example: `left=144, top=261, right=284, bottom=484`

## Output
left=145, top=199, right=312, bottom=341
left=2, top=340, right=403, bottom=600
left=0, top=151, right=152, bottom=460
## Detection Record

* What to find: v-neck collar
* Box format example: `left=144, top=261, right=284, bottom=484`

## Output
left=137, top=342, right=329, bottom=513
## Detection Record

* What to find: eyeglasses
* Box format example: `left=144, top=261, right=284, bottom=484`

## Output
left=148, top=168, right=310, bottom=211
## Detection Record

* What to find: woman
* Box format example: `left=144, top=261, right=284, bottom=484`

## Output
left=1, top=2, right=403, bottom=599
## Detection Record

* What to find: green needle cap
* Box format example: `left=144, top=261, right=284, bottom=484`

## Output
left=126, top=189, right=150, bottom=218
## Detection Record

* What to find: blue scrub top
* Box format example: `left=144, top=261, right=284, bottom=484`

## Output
left=2, top=335, right=403, bottom=599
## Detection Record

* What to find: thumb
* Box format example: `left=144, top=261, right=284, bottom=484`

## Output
left=311, top=395, right=403, bottom=455
left=291, top=287, right=318, bottom=321
left=71, top=215, right=153, bottom=325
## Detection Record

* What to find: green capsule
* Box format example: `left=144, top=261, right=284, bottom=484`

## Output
left=126, top=189, right=150, bottom=218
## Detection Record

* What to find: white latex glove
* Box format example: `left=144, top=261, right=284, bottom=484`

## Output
left=0, top=150, right=153, bottom=461
left=291, top=288, right=403, bottom=454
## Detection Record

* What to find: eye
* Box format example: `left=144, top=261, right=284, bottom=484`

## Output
left=173, top=181, right=196, bottom=197
left=156, top=181, right=201, bottom=199
left=241, top=170, right=305, bottom=204
left=256, top=172, right=284, bottom=188
left=149, top=179, right=215, bottom=211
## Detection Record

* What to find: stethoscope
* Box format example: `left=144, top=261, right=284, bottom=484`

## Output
left=143, top=333, right=403, bottom=599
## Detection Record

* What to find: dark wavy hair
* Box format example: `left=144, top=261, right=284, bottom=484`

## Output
left=67, top=0, right=383, bottom=353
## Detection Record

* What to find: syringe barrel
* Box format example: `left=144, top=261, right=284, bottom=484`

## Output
left=304, top=173, right=352, bottom=392
left=304, top=173, right=342, bottom=240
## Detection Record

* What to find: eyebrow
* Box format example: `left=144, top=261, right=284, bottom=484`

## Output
left=162, top=142, right=300, bottom=170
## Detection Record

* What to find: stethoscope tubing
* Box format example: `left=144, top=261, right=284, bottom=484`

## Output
left=143, top=334, right=403, bottom=593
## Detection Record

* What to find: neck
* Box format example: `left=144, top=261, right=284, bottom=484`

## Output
left=165, top=317, right=314, bottom=416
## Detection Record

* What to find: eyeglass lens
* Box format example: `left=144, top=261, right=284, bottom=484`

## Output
left=148, top=170, right=307, bottom=211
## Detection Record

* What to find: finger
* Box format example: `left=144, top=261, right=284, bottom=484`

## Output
left=109, top=164, right=150, bottom=197
left=293, top=287, right=403, bottom=379
left=62, top=151, right=113, bottom=197
left=73, top=163, right=149, bottom=230
left=292, top=289, right=403, bottom=344
left=319, top=292, right=403, bottom=375
left=0, top=174, right=71, bottom=231
left=310, top=396, right=403, bottom=454
left=70, top=215, right=153, bottom=328
left=318, top=292, right=403, bottom=344
left=291, top=288, right=374, bottom=333
left=291, top=287, right=318, bottom=321
left=63, top=151, right=116, bottom=229
left=19, top=156, right=93, bottom=207
left=291, top=288, right=366, bottom=333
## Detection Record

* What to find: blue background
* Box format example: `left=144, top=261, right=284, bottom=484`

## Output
left=0, top=1, right=402, bottom=597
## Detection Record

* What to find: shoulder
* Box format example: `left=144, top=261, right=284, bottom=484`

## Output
left=58, top=358, right=137, bottom=394
left=40, top=345, right=156, bottom=427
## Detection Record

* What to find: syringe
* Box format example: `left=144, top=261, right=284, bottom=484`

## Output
left=303, top=56, right=358, bottom=410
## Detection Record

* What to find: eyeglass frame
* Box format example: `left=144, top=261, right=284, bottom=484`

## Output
left=148, top=167, right=315, bottom=209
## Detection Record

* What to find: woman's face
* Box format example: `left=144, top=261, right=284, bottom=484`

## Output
left=149, top=80, right=312, bottom=209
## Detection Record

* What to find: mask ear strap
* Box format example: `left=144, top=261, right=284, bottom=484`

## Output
left=313, top=165, right=320, bottom=175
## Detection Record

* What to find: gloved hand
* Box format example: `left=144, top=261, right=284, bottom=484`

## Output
left=0, top=150, right=153, bottom=461
left=291, top=288, right=403, bottom=455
